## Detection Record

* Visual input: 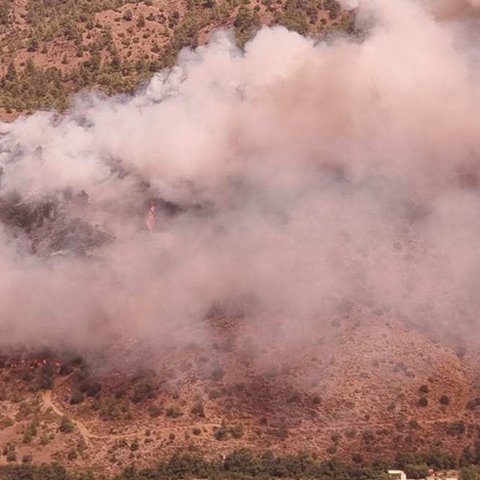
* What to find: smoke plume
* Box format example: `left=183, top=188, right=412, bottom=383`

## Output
left=1, top=0, right=480, bottom=364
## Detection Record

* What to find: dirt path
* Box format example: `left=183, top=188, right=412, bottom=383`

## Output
left=41, top=376, right=461, bottom=447
left=320, top=416, right=458, bottom=431
left=42, top=383, right=221, bottom=446
left=42, top=387, right=149, bottom=444
left=42, top=389, right=96, bottom=445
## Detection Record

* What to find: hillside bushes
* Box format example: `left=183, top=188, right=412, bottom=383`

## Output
left=0, top=447, right=478, bottom=479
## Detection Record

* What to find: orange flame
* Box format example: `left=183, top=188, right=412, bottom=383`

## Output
left=146, top=203, right=156, bottom=232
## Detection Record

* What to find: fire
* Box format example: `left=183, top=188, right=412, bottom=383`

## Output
left=146, top=202, right=156, bottom=232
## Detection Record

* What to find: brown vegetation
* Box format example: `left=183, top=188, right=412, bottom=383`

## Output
left=0, top=315, right=479, bottom=474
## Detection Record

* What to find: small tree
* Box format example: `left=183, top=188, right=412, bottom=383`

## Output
left=191, top=400, right=205, bottom=417
left=418, top=397, right=428, bottom=407
left=130, top=439, right=140, bottom=451
left=419, top=385, right=429, bottom=394
left=5, top=62, right=16, bottom=81
left=70, top=390, right=85, bottom=405
left=59, top=415, right=74, bottom=433
left=331, top=432, right=342, bottom=443
left=352, top=453, right=363, bottom=463
left=461, top=466, right=480, bottom=480
left=39, top=363, right=55, bottom=390
left=404, top=464, right=429, bottom=479
left=111, top=48, right=121, bottom=70
left=148, top=405, right=161, bottom=418
left=136, top=13, right=145, bottom=27
left=439, top=395, right=450, bottom=405
left=166, top=406, right=183, bottom=418
left=22, top=419, right=38, bottom=444
left=230, top=424, right=244, bottom=439
left=447, top=421, right=466, bottom=436
left=27, top=36, right=39, bottom=52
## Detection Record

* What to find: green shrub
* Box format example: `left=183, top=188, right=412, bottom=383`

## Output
left=131, top=378, right=156, bottom=403
left=136, top=13, right=145, bottom=27
left=419, top=385, right=429, bottom=394
left=214, top=423, right=244, bottom=440
left=326, top=446, right=337, bottom=455
left=346, top=428, right=357, bottom=438
left=59, top=415, right=74, bottom=433
left=439, top=395, right=450, bottom=405
left=148, top=405, right=162, bottom=418
left=331, top=432, right=341, bottom=443
left=447, top=421, right=466, bottom=436
left=166, top=406, right=183, bottom=418
left=4, top=444, right=16, bottom=463
left=67, top=450, right=78, bottom=460
left=39, top=363, right=55, bottom=390
left=362, top=429, right=376, bottom=444
left=70, top=390, right=85, bottom=405
left=130, top=439, right=140, bottom=451
left=191, top=400, right=205, bottom=417
left=99, top=398, right=131, bottom=421
left=352, top=453, right=363, bottom=463
left=418, top=397, right=428, bottom=407
left=5, top=450, right=16, bottom=462
left=466, top=398, right=480, bottom=410
left=461, top=465, right=480, bottom=480
left=22, top=419, right=38, bottom=444
left=408, top=419, right=420, bottom=429
left=230, top=424, right=244, bottom=439
left=214, top=425, right=228, bottom=441
left=404, top=463, right=429, bottom=479
left=0, top=417, right=14, bottom=429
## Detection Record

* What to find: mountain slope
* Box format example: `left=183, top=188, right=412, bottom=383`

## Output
left=0, top=314, right=479, bottom=474
left=0, top=0, right=353, bottom=117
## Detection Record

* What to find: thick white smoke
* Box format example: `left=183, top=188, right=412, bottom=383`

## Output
left=1, top=0, right=480, bottom=362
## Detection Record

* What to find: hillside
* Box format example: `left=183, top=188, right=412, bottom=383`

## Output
left=0, top=0, right=353, bottom=117
left=0, top=314, right=480, bottom=476
left=2, top=0, right=480, bottom=478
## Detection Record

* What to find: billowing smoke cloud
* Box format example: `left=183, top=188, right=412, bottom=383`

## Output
left=1, top=0, right=480, bottom=363
left=427, top=0, right=480, bottom=19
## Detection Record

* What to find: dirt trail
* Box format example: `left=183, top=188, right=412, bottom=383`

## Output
left=42, top=389, right=96, bottom=444
left=42, top=387, right=151, bottom=443
left=321, top=417, right=459, bottom=431
left=42, top=382, right=221, bottom=446
left=41, top=376, right=462, bottom=448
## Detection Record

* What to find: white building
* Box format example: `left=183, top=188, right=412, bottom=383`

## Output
left=388, top=470, right=407, bottom=480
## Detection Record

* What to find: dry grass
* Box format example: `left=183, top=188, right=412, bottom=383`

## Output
left=0, top=313, right=479, bottom=473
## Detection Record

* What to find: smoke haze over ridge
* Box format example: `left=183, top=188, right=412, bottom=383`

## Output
left=1, top=0, right=480, bottom=362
